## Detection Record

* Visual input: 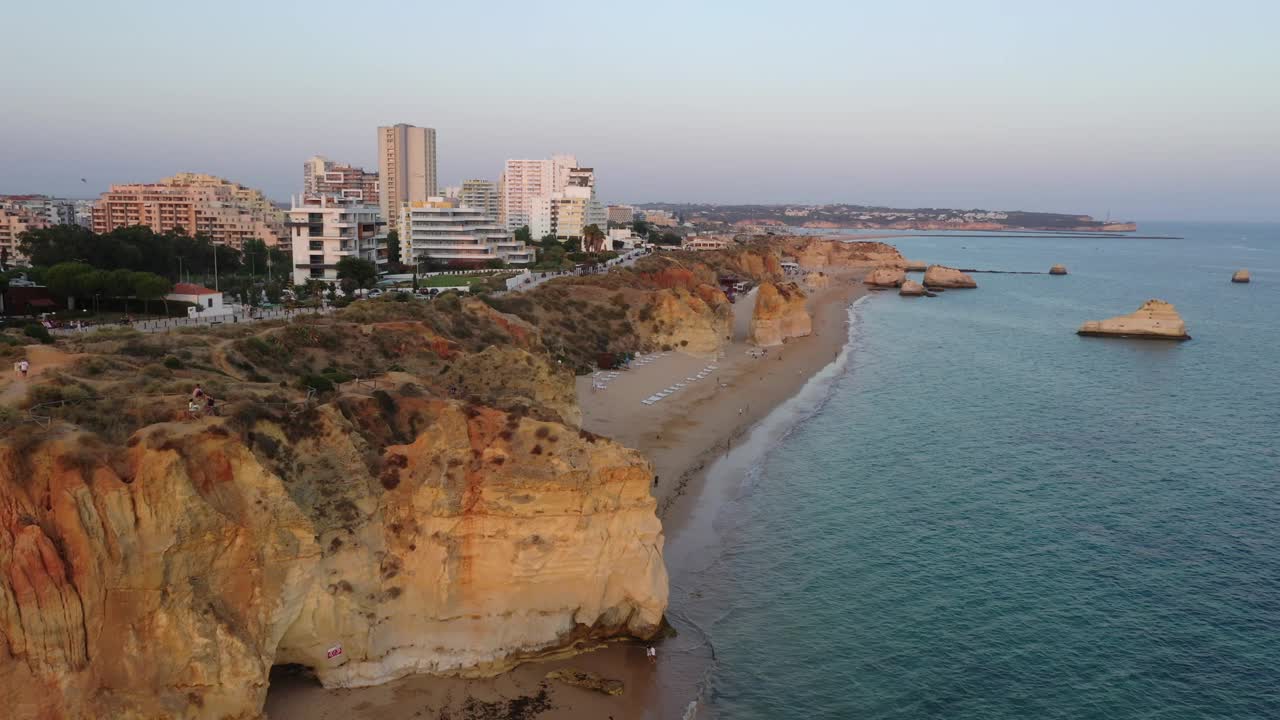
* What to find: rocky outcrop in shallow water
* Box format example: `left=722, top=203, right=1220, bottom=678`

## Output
left=0, top=392, right=667, bottom=719
left=899, top=280, right=927, bottom=297
left=923, top=265, right=978, bottom=289
left=1050, top=264, right=1068, bottom=275
left=1232, top=269, right=1250, bottom=283
left=1077, top=299, right=1190, bottom=340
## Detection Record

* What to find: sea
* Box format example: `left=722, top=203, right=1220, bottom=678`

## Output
left=658, top=222, right=1280, bottom=719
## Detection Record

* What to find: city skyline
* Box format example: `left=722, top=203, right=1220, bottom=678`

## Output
left=2, top=0, right=1278, bottom=221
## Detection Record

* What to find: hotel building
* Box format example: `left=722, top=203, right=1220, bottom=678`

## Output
left=91, top=174, right=286, bottom=250
left=400, top=198, right=533, bottom=267
left=501, top=154, right=578, bottom=230
left=303, top=156, right=380, bottom=205
left=607, top=205, right=635, bottom=224
left=378, top=124, right=437, bottom=225
left=287, top=195, right=386, bottom=285
left=529, top=167, right=607, bottom=243
left=0, top=206, right=51, bottom=265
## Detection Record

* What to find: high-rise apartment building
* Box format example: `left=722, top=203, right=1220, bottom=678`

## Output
left=528, top=167, right=607, bottom=243
left=90, top=174, right=286, bottom=250
left=400, top=199, right=533, bottom=267
left=303, top=156, right=380, bottom=205
left=0, top=206, right=51, bottom=265
left=287, top=195, right=386, bottom=285
left=501, top=154, right=578, bottom=230
left=458, top=179, right=501, bottom=221
left=378, top=124, right=437, bottom=225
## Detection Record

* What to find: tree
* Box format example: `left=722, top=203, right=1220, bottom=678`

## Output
left=131, top=272, right=172, bottom=316
left=563, top=237, right=582, bottom=253
left=582, top=224, right=606, bottom=253
left=44, top=262, right=94, bottom=308
left=385, top=230, right=401, bottom=269
left=242, top=238, right=268, bottom=277
left=631, top=219, right=650, bottom=238
left=514, top=226, right=532, bottom=244
left=484, top=259, right=507, bottom=269
left=336, top=256, right=377, bottom=296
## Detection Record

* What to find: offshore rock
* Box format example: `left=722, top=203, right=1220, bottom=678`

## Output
left=904, top=260, right=928, bottom=272
left=749, top=282, right=811, bottom=346
left=1232, top=269, right=1250, bottom=283
left=1050, top=264, right=1068, bottom=275
left=0, top=395, right=668, bottom=719
left=1077, top=299, right=1191, bottom=340
left=863, top=268, right=906, bottom=288
left=899, top=280, right=927, bottom=297
left=923, top=265, right=978, bottom=289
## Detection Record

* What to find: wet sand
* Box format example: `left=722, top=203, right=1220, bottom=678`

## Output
left=264, top=269, right=877, bottom=719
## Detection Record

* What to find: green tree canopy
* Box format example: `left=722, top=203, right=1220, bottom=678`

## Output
left=131, top=272, right=172, bottom=315
left=336, top=256, right=378, bottom=295
left=582, top=224, right=606, bottom=253
left=385, top=229, right=401, bottom=269
left=514, top=226, right=532, bottom=244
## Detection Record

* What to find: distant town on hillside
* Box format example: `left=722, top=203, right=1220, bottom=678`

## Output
left=631, top=203, right=1137, bottom=232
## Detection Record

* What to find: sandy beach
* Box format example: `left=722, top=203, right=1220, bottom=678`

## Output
left=264, top=267, right=877, bottom=719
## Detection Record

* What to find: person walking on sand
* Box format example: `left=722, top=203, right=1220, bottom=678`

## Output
left=647, top=646, right=657, bottom=664
left=18, top=359, right=30, bottom=379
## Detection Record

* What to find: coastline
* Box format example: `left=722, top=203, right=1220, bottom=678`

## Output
left=264, top=268, right=876, bottom=719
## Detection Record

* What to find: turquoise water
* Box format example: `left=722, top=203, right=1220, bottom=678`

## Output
left=667, top=223, right=1280, bottom=719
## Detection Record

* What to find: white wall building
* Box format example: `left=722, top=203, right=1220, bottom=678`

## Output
left=288, top=195, right=387, bottom=285
left=528, top=167, right=606, bottom=242
left=458, top=179, right=501, bottom=221
left=401, top=198, right=533, bottom=267
left=167, top=283, right=226, bottom=314
left=501, top=154, right=577, bottom=230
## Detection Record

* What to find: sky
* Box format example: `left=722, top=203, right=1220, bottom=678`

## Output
left=2, top=0, right=1277, bottom=221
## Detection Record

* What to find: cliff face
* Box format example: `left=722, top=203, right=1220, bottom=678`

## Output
left=636, top=284, right=732, bottom=355
left=749, top=282, right=812, bottom=347
left=0, top=391, right=666, bottom=719
left=780, top=239, right=904, bottom=270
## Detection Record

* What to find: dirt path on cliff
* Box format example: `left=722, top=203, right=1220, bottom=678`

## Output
left=0, top=344, right=83, bottom=406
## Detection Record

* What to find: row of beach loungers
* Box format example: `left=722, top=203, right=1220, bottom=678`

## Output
left=591, top=352, right=667, bottom=390
left=642, top=362, right=718, bottom=405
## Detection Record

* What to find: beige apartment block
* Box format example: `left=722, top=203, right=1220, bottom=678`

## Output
left=91, top=174, right=286, bottom=250
left=378, top=124, right=438, bottom=224
left=303, top=156, right=381, bottom=205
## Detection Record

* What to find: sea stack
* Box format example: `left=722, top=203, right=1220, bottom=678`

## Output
left=899, top=280, right=927, bottom=297
left=1050, top=264, right=1068, bottom=275
left=1232, top=269, right=1250, bottom=283
left=1077, top=299, right=1191, bottom=341
left=863, top=267, right=906, bottom=288
left=923, top=265, right=977, bottom=289
left=904, top=260, right=928, bottom=272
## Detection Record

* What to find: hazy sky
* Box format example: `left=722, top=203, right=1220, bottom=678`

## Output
left=2, top=0, right=1277, bottom=221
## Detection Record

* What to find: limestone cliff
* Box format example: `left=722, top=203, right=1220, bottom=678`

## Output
left=1077, top=299, right=1191, bottom=340
left=779, top=239, right=905, bottom=270
left=749, top=282, right=812, bottom=347
left=863, top=268, right=906, bottom=287
left=0, top=391, right=667, bottom=719
left=634, top=285, right=732, bottom=355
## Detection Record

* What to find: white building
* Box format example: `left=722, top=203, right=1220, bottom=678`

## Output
left=287, top=195, right=387, bottom=285
left=528, top=167, right=606, bottom=243
left=608, top=228, right=642, bottom=250
left=400, top=198, right=533, bottom=267
left=167, top=283, right=226, bottom=314
left=501, top=154, right=577, bottom=230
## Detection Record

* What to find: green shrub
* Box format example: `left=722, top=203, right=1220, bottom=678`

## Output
left=23, top=323, right=53, bottom=344
left=163, top=355, right=183, bottom=369
left=300, top=374, right=334, bottom=393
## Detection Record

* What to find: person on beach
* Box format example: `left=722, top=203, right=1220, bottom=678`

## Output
left=18, top=359, right=29, bottom=379
left=192, top=384, right=205, bottom=400
left=647, top=646, right=657, bottom=664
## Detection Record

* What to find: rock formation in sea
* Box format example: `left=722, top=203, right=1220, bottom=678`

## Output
left=1232, top=269, right=1250, bottom=283
left=923, top=265, right=978, bottom=289
left=863, top=268, right=906, bottom=288
left=899, top=280, right=927, bottom=297
left=0, top=395, right=666, bottom=718
left=1050, top=264, right=1068, bottom=275
left=904, top=260, right=928, bottom=272
left=1077, top=299, right=1191, bottom=340
left=749, top=281, right=812, bottom=346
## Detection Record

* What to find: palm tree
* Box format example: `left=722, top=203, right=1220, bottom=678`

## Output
left=582, top=224, right=606, bottom=253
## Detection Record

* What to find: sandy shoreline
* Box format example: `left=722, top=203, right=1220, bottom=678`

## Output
left=264, top=269, right=877, bottom=719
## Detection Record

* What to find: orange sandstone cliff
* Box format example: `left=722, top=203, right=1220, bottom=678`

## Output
left=0, top=392, right=666, bottom=719
left=749, top=282, right=812, bottom=346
